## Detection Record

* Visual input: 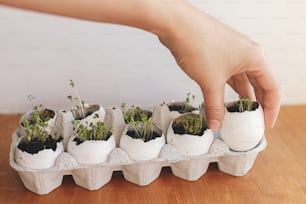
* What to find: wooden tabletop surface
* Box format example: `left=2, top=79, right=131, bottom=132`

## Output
left=1, top=106, right=306, bottom=204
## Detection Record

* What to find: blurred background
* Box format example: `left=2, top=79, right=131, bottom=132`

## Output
left=0, top=1, right=305, bottom=113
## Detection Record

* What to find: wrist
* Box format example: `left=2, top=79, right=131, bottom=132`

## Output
left=144, top=1, right=194, bottom=38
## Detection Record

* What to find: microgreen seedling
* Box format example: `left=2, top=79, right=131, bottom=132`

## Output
left=128, top=112, right=154, bottom=141
left=238, top=96, right=253, bottom=112
left=121, top=103, right=152, bottom=124
left=21, top=95, right=50, bottom=143
left=167, top=93, right=197, bottom=114
left=72, top=114, right=112, bottom=142
left=22, top=115, right=49, bottom=143
left=121, top=103, right=155, bottom=141
left=183, top=92, right=195, bottom=112
left=172, top=113, right=207, bottom=136
left=67, top=79, right=85, bottom=119
left=182, top=113, right=206, bottom=135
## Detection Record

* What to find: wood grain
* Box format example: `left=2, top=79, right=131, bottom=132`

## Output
left=1, top=106, right=306, bottom=204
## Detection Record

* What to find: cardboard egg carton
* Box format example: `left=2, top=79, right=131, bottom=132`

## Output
left=9, top=106, right=267, bottom=195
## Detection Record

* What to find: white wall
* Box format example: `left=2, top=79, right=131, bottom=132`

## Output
left=0, top=1, right=305, bottom=113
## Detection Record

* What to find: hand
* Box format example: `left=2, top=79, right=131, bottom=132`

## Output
left=0, top=0, right=281, bottom=130
left=158, top=3, right=281, bottom=130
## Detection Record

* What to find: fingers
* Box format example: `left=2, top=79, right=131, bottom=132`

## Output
left=201, top=82, right=225, bottom=130
left=227, top=73, right=255, bottom=100
left=227, top=66, right=281, bottom=128
left=202, top=67, right=280, bottom=129
left=248, top=68, right=281, bottom=127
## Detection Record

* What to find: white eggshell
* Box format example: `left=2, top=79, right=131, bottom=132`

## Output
left=78, top=104, right=106, bottom=127
left=119, top=127, right=165, bottom=161
left=154, top=102, right=199, bottom=137
left=166, top=120, right=214, bottom=156
left=15, top=137, right=63, bottom=169
left=55, top=104, right=106, bottom=150
left=67, top=135, right=115, bottom=165
left=220, top=105, right=265, bottom=151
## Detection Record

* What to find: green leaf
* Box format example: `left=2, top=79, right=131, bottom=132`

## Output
left=69, top=79, right=75, bottom=88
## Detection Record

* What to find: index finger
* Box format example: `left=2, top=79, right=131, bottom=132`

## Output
left=248, top=67, right=281, bottom=127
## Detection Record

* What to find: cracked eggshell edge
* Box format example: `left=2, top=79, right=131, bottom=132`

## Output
left=119, top=126, right=165, bottom=161
left=14, top=137, right=64, bottom=170
left=67, top=135, right=115, bottom=165
left=167, top=120, right=215, bottom=156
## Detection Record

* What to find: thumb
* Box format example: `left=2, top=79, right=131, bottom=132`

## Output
left=201, top=83, right=225, bottom=130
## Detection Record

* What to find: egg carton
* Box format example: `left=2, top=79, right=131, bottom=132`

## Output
left=9, top=130, right=266, bottom=195
left=9, top=106, right=267, bottom=195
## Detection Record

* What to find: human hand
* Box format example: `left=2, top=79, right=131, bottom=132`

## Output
left=0, top=0, right=281, bottom=130
left=158, top=3, right=281, bottom=130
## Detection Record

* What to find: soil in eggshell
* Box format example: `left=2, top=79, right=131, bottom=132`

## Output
left=18, top=136, right=63, bottom=154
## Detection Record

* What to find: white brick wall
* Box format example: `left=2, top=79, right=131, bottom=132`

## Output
left=0, top=1, right=305, bottom=113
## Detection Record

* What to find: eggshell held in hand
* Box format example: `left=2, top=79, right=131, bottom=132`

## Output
left=220, top=105, right=265, bottom=151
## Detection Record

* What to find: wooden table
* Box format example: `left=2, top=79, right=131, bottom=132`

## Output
left=1, top=106, right=306, bottom=204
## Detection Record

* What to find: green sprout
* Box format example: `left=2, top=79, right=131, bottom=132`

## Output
left=128, top=114, right=154, bottom=142
left=238, top=96, right=253, bottom=112
left=121, top=103, right=155, bottom=141
left=121, top=103, right=152, bottom=124
left=182, top=113, right=206, bottom=135
left=167, top=92, right=197, bottom=114
left=68, top=79, right=85, bottom=119
left=27, top=95, right=43, bottom=114
left=20, top=95, right=56, bottom=142
left=183, top=92, right=195, bottom=112
left=72, top=113, right=112, bottom=142
left=27, top=94, right=35, bottom=106
left=21, top=106, right=49, bottom=143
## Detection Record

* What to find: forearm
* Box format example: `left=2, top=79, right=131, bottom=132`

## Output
left=0, top=0, right=281, bottom=128
left=0, top=0, right=188, bottom=36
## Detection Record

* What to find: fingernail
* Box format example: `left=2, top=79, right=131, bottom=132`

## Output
left=208, top=120, right=221, bottom=130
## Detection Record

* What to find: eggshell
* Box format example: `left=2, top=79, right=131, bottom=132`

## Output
left=77, top=104, right=106, bottom=127
left=220, top=105, right=265, bottom=151
left=167, top=120, right=214, bottom=156
left=67, top=135, right=115, bottom=165
left=153, top=103, right=199, bottom=137
left=15, top=137, right=63, bottom=169
left=119, top=127, right=165, bottom=161
left=55, top=104, right=105, bottom=150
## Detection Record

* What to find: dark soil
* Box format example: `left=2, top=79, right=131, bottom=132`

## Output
left=126, top=129, right=161, bottom=142
left=17, top=136, right=63, bottom=154
left=172, top=115, right=207, bottom=136
left=168, top=102, right=197, bottom=114
left=226, top=101, right=259, bottom=112
left=73, top=132, right=113, bottom=145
